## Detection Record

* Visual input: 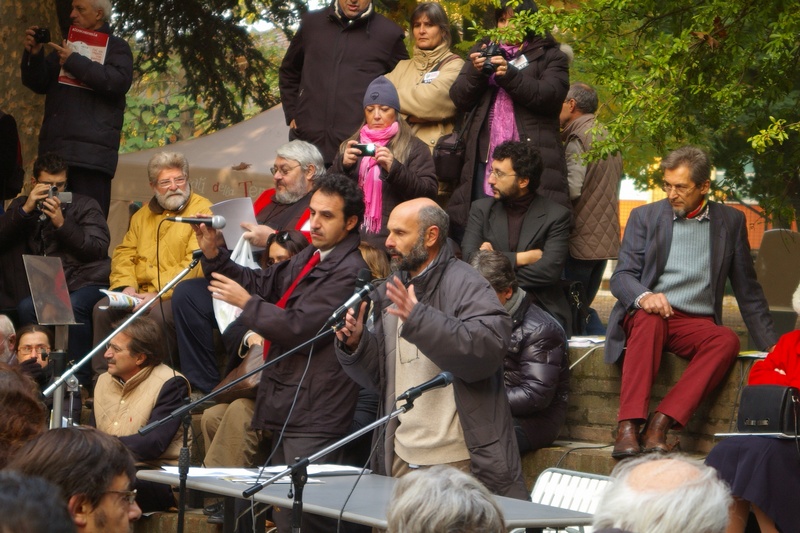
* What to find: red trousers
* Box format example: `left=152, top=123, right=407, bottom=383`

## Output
left=618, top=309, right=740, bottom=426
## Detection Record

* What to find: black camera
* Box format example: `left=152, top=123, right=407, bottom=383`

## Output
left=353, top=143, right=376, bottom=157
left=33, top=27, right=51, bottom=44
left=480, top=42, right=506, bottom=76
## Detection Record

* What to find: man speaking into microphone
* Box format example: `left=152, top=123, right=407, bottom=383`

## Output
left=335, top=198, right=528, bottom=499
left=193, top=173, right=368, bottom=532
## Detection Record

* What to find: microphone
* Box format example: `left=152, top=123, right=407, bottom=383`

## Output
left=166, top=215, right=226, bottom=229
left=396, top=372, right=454, bottom=402
left=324, top=268, right=373, bottom=329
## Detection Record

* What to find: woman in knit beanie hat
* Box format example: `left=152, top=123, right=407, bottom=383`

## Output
left=331, top=76, right=437, bottom=249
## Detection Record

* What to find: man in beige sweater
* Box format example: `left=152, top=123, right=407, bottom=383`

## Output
left=91, top=315, right=190, bottom=511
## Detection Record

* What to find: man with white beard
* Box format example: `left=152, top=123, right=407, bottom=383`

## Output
left=91, top=152, right=212, bottom=377
left=0, top=315, right=15, bottom=365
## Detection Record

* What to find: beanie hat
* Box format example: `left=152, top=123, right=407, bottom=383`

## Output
left=363, top=76, right=400, bottom=112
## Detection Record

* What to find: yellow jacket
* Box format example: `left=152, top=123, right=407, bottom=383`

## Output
left=109, top=192, right=212, bottom=298
left=385, top=42, right=464, bottom=152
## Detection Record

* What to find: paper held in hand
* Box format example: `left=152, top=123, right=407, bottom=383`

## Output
left=58, top=25, right=109, bottom=90
left=98, top=289, right=142, bottom=310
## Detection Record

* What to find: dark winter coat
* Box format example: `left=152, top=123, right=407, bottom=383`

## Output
left=448, top=35, right=570, bottom=239
left=20, top=23, right=133, bottom=176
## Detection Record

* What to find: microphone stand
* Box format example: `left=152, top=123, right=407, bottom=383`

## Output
left=139, top=326, right=336, bottom=533
left=43, top=250, right=204, bottom=398
left=241, top=400, right=417, bottom=532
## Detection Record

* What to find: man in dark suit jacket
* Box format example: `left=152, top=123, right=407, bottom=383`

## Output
left=607, top=146, right=778, bottom=458
left=461, top=140, right=573, bottom=335
left=193, top=173, right=368, bottom=532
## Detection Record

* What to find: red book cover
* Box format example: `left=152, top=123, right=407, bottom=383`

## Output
left=58, top=25, right=109, bottom=90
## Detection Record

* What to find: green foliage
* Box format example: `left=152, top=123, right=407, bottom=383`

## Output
left=121, top=31, right=284, bottom=152
left=112, top=0, right=290, bottom=130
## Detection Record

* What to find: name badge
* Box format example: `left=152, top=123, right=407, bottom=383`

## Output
left=422, top=71, right=440, bottom=84
left=510, top=55, right=529, bottom=70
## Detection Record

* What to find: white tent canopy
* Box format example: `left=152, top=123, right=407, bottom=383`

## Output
left=109, top=104, right=288, bottom=248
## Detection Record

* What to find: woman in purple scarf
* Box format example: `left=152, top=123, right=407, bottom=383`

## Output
left=332, top=76, right=437, bottom=250
left=447, top=0, right=570, bottom=242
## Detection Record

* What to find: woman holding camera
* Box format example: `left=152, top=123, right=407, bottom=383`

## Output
left=332, top=76, right=437, bottom=249
left=384, top=3, right=464, bottom=201
left=448, top=0, right=570, bottom=242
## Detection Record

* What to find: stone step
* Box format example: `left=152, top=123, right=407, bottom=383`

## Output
left=134, top=508, right=220, bottom=533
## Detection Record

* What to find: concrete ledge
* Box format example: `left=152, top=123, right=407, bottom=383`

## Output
left=561, top=345, right=750, bottom=455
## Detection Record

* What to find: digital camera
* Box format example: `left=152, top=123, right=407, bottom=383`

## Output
left=353, top=143, right=376, bottom=157
left=33, top=27, right=51, bottom=44
left=480, top=42, right=506, bottom=76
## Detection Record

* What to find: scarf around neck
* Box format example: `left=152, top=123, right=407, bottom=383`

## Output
left=484, top=43, right=522, bottom=195
left=358, top=121, right=400, bottom=234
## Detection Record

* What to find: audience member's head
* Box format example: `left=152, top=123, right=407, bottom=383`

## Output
left=262, top=228, right=310, bottom=268
left=660, top=145, right=711, bottom=188
left=490, top=140, right=544, bottom=197
left=104, top=316, right=166, bottom=381
left=272, top=140, right=325, bottom=204
left=0, top=315, right=15, bottom=365
left=592, top=454, right=731, bottom=533
left=386, top=465, right=506, bottom=533
left=469, top=249, right=518, bottom=304
left=147, top=151, right=192, bottom=211
left=15, top=324, right=53, bottom=369
left=359, top=241, right=391, bottom=280
left=7, top=426, right=140, bottom=533
left=0, top=470, right=76, bottom=533
left=0, top=363, right=46, bottom=468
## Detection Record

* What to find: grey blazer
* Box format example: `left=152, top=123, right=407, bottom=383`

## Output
left=605, top=200, right=778, bottom=364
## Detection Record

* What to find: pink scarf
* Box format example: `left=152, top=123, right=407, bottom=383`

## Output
left=358, top=121, right=400, bottom=234
left=483, top=43, right=522, bottom=195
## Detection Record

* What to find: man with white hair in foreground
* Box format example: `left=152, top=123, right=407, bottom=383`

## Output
left=592, top=454, right=731, bottom=533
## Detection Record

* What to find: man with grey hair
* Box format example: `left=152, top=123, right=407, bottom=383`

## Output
left=244, top=139, right=325, bottom=246
left=607, top=145, right=777, bottom=458
left=335, top=198, right=527, bottom=499
left=0, top=315, right=15, bottom=365
left=21, top=0, right=133, bottom=218
left=386, top=465, right=506, bottom=533
left=560, top=82, right=623, bottom=334
left=593, top=454, right=732, bottom=533
left=91, top=151, right=212, bottom=377
left=171, top=140, right=324, bottom=393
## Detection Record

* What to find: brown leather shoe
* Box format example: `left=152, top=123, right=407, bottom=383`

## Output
left=612, top=420, right=642, bottom=459
left=642, top=411, right=673, bottom=453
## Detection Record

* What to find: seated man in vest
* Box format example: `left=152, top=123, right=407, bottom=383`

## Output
left=172, top=140, right=323, bottom=393
left=91, top=316, right=190, bottom=512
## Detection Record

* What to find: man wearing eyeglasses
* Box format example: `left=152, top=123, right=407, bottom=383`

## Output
left=461, top=140, right=574, bottom=335
left=0, top=152, right=110, bottom=389
left=91, top=316, right=189, bottom=512
left=91, top=151, right=212, bottom=378
left=607, top=145, right=778, bottom=458
left=8, top=426, right=142, bottom=533
left=244, top=140, right=326, bottom=246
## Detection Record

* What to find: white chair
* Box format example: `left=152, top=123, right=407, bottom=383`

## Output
left=510, top=467, right=612, bottom=533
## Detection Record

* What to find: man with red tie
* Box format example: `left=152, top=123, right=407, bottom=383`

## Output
left=192, top=173, right=368, bottom=532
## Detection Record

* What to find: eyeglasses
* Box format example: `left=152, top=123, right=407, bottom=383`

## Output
left=271, top=164, right=301, bottom=176
left=489, top=169, right=517, bottom=180
left=105, top=343, right=129, bottom=355
left=18, top=345, right=50, bottom=356
left=661, top=183, right=696, bottom=195
left=155, top=176, right=188, bottom=189
left=105, top=489, right=137, bottom=505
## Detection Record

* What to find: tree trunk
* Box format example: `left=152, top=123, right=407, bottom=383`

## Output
left=0, top=0, right=60, bottom=181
